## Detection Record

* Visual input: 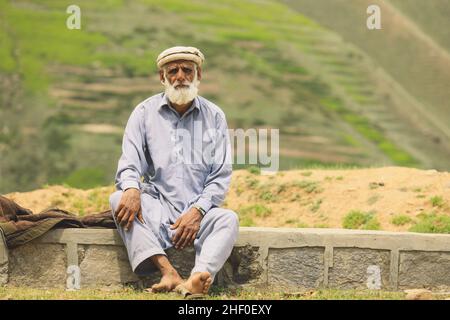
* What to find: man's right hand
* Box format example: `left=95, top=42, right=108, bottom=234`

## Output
left=115, top=188, right=144, bottom=231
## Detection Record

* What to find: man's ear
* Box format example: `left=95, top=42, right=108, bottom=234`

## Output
left=197, top=66, right=202, bottom=81
left=159, top=69, right=165, bottom=83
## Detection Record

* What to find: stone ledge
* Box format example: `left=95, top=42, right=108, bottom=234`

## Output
left=1, top=227, right=449, bottom=290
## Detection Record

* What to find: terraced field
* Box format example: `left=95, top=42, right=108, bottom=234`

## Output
left=0, top=0, right=449, bottom=193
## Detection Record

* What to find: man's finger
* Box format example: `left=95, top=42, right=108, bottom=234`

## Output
left=125, top=212, right=135, bottom=231
left=137, top=208, right=144, bottom=224
left=180, top=229, right=194, bottom=249
left=187, top=231, right=197, bottom=247
left=120, top=209, right=131, bottom=227
left=116, top=206, right=126, bottom=224
left=175, top=227, right=189, bottom=249
left=170, top=217, right=181, bottom=230
left=172, top=225, right=184, bottom=245
left=115, top=203, right=124, bottom=218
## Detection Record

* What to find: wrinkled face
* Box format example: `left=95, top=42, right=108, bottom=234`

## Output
left=160, top=60, right=202, bottom=105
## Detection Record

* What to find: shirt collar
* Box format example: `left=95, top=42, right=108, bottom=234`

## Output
left=159, top=93, right=200, bottom=112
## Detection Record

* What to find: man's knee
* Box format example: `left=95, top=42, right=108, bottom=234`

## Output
left=210, top=208, right=239, bottom=230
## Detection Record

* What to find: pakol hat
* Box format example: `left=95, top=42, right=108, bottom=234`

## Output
left=156, top=46, right=205, bottom=69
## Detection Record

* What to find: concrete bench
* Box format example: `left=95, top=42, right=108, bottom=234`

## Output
left=1, top=227, right=449, bottom=291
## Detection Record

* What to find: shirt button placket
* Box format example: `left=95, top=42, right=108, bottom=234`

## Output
left=175, top=119, right=183, bottom=179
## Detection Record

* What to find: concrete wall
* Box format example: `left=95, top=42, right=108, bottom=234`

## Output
left=1, top=227, right=449, bottom=291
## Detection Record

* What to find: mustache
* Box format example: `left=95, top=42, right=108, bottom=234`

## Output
left=172, top=81, right=191, bottom=89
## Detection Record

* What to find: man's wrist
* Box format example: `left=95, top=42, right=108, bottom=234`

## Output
left=192, top=205, right=206, bottom=216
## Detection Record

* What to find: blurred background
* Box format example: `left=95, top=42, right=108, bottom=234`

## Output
left=0, top=0, right=449, bottom=194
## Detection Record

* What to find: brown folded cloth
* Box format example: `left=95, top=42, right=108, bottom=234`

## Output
left=0, top=194, right=115, bottom=248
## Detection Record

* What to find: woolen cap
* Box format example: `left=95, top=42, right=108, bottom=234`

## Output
left=156, top=46, right=205, bottom=69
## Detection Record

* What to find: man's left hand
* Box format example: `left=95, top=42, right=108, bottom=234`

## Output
left=170, top=207, right=203, bottom=250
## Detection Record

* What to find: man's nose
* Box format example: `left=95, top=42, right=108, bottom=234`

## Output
left=175, top=69, right=186, bottom=82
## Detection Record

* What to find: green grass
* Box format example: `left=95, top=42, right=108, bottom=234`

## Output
left=342, top=210, right=381, bottom=230
left=430, top=196, right=445, bottom=208
left=258, top=190, right=278, bottom=202
left=0, top=286, right=414, bottom=300
left=239, top=216, right=255, bottom=227
left=321, top=97, right=418, bottom=166
left=409, top=213, right=450, bottom=234
left=294, top=180, right=322, bottom=193
left=391, top=214, right=414, bottom=226
left=247, top=166, right=261, bottom=175
left=238, top=204, right=272, bottom=218
left=64, top=167, right=108, bottom=189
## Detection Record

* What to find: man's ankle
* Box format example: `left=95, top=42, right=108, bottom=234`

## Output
left=160, top=265, right=179, bottom=277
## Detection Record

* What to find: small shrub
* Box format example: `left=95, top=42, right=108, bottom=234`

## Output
left=259, top=191, right=277, bottom=202
left=276, top=184, right=287, bottom=194
left=295, top=180, right=321, bottom=193
left=430, top=196, right=445, bottom=208
left=301, top=171, right=312, bottom=177
left=239, top=204, right=272, bottom=218
left=247, top=166, right=261, bottom=175
left=246, top=178, right=259, bottom=189
left=342, top=210, right=380, bottom=230
left=391, top=214, right=413, bottom=226
left=296, top=222, right=309, bottom=228
left=409, top=213, right=450, bottom=234
left=310, top=199, right=323, bottom=213
left=240, top=216, right=255, bottom=227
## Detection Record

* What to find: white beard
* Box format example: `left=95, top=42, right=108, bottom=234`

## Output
left=163, top=72, right=200, bottom=105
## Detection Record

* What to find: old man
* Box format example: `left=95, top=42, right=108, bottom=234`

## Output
left=109, top=46, right=239, bottom=296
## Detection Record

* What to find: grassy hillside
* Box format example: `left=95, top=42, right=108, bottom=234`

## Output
left=0, top=0, right=449, bottom=194
left=282, top=0, right=450, bottom=150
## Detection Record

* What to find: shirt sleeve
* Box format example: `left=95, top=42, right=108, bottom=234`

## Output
left=194, top=113, right=232, bottom=213
left=114, top=104, right=149, bottom=191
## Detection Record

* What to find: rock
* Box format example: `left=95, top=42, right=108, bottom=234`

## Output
left=425, top=170, right=437, bottom=176
left=405, top=289, right=433, bottom=300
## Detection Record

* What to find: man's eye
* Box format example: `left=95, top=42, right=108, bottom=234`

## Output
left=182, top=68, right=192, bottom=73
left=168, top=68, right=178, bottom=75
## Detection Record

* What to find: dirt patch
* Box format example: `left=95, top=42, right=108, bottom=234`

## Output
left=4, top=167, right=450, bottom=232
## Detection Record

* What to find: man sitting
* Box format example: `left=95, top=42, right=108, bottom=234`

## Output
left=109, top=46, right=239, bottom=296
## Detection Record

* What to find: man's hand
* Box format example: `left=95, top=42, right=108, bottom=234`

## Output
left=115, top=188, right=144, bottom=231
left=170, top=207, right=203, bottom=249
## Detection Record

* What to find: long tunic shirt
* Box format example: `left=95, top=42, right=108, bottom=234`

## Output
left=114, top=93, right=232, bottom=223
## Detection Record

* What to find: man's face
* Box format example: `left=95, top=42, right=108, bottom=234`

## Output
left=160, top=60, right=202, bottom=87
left=160, top=60, right=202, bottom=105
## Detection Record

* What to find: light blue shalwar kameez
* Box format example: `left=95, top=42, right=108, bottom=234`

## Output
left=109, top=93, right=239, bottom=282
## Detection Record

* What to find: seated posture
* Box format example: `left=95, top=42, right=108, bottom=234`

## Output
left=109, top=46, right=239, bottom=296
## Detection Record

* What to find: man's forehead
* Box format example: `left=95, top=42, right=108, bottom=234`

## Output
left=164, top=60, right=196, bottom=69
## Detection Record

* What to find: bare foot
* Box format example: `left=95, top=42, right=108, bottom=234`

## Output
left=148, top=269, right=183, bottom=293
left=179, top=272, right=212, bottom=295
